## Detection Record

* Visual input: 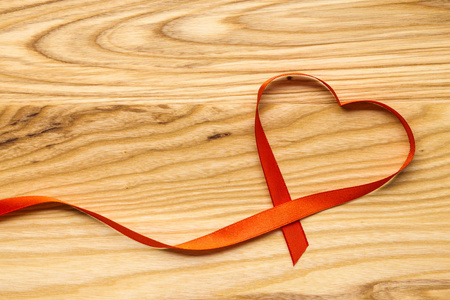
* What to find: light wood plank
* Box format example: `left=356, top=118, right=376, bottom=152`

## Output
left=0, top=101, right=448, bottom=299
left=0, top=0, right=449, bottom=104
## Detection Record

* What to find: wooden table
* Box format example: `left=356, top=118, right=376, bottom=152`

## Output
left=0, top=1, right=449, bottom=299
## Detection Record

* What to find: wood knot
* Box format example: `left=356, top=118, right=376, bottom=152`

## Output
left=207, top=132, right=231, bottom=140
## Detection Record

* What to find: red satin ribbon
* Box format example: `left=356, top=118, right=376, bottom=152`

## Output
left=0, top=73, right=415, bottom=265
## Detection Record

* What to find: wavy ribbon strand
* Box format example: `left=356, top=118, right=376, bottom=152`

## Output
left=0, top=73, right=415, bottom=265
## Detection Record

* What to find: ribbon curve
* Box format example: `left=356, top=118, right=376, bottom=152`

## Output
left=0, top=73, right=415, bottom=265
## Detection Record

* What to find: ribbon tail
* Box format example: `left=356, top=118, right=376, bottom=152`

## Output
left=282, top=222, right=308, bottom=265
left=255, top=107, right=308, bottom=264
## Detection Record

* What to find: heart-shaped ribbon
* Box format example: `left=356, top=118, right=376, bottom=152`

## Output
left=0, top=73, right=415, bottom=265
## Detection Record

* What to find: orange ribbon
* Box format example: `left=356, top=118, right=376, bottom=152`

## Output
left=0, top=73, right=415, bottom=265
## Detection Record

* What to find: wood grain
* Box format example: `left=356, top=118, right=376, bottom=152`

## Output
left=0, top=0, right=449, bottom=299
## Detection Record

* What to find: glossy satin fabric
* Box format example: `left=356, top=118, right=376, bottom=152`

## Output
left=0, top=73, right=415, bottom=265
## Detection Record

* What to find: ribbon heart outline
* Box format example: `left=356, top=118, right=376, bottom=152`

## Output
left=256, top=73, right=414, bottom=264
left=0, top=73, right=415, bottom=265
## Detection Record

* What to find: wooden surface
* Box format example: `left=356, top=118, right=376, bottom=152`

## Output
left=0, top=0, right=449, bottom=299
